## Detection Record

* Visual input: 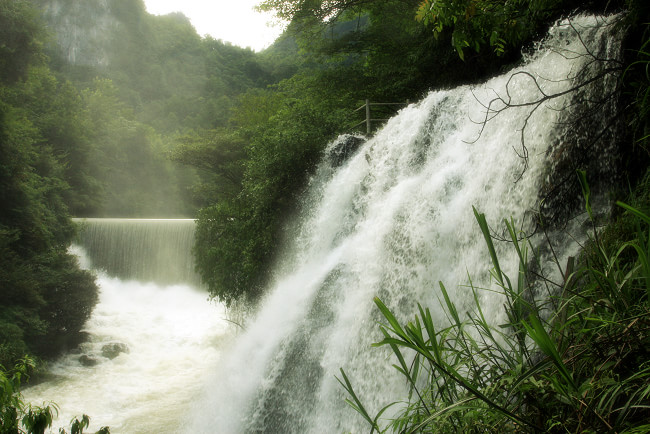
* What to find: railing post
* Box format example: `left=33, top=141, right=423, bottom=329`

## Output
left=365, top=99, right=371, bottom=135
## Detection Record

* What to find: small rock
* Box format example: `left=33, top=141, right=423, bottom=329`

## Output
left=79, top=354, right=98, bottom=367
left=101, top=342, right=129, bottom=359
left=328, top=135, right=366, bottom=168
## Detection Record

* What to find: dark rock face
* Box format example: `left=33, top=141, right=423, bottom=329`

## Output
left=537, top=61, right=623, bottom=229
left=101, top=342, right=129, bottom=359
left=327, top=135, right=366, bottom=168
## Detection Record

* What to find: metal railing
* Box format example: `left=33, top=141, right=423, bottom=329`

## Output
left=350, top=99, right=409, bottom=134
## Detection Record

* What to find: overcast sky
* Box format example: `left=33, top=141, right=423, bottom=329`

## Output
left=142, top=0, right=284, bottom=51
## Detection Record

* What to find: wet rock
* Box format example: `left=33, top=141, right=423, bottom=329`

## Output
left=327, top=135, right=366, bottom=168
left=101, top=342, right=129, bottom=359
left=79, top=354, right=98, bottom=367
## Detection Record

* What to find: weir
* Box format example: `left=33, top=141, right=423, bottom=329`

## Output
left=186, top=15, right=622, bottom=433
left=73, top=218, right=200, bottom=286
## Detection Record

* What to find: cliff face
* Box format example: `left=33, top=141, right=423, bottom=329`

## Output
left=37, top=0, right=117, bottom=67
left=34, top=0, right=157, bottom=68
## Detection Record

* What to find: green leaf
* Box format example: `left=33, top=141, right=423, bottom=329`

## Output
left=522, top=315, right=576, bottom=394
left=577, top=169, right=593, bottom=220
left=336, top=369, right=381, bottom=432
left=473, top=207, right=503, bottom=286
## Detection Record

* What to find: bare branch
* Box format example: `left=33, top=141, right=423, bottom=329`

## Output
left=465, top=16, right=624, bottom=186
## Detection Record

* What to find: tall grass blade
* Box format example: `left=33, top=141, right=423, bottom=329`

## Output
left=522, top=315, right=576, bottom=394
left=617, top=201, right=650, bottom=226
left=577, top=169, right=594, bottom=220
left=473, top=206, right=504, bottom=286
left=336, top=368, right=383, bottom=433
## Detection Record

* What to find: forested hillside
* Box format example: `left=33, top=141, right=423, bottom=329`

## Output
left=32, top=0, right=295, bottom=217
left=0, top=0, right=293, bottom=374
left=191, top=0, right=650, bottom=308
left=0, top=0, right=98, bottom=371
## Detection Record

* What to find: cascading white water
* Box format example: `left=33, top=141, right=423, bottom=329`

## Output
left=23, top=223, right=232, bottom=433
left=186, top=15, right=621, bottom=433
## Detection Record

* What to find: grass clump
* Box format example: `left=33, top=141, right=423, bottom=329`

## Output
left=340, top=185, right=650, bottom=432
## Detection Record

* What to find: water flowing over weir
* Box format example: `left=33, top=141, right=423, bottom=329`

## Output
left=187, top=16, right=622, bottom=433
left=72, top=218, right=201, bottom=286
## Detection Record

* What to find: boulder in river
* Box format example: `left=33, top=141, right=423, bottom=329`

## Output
left=101, top=342, right=129, bottom=359
left=79, top=354, right=99, bottom=367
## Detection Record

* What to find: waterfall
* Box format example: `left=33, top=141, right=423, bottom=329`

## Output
left=187, top=15, right=622, bottom=433
left=73, top=218, right=201, bottom=286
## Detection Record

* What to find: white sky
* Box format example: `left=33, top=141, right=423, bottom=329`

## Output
left=142, top=0, right=284, bottom=51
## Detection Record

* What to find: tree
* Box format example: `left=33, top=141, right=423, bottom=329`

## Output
left=171, top=129, right=246, bottom=207
left=0, top=0, right=99, bottom=367
left=415, top=0, right=565, bottom=60
left=192, top=75, right=352, bottom=305
left=258, top=0, right=375, bottom=22
left=0, top=0, right=44, bottom=84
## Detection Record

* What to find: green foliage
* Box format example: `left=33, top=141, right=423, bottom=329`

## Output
left=415, top=0, right=563, bottom=60
left=258, top=0, right=358, bottom=22
left=0, top=0, right=99, bottom=367
left=193, top=81, right=352, bottom=305
left=7, top=66, right=104, bottom=216
left=77, top=77, right=197, bottom=217
left=260, top=0, right=518, bottom=106
left=0, top=0, right=44, bottom=84
left=340, top=194, right=650, bottom=432
left=0, top=357, right=109, bottom=434
left=170, top=129, right=246, bottom=207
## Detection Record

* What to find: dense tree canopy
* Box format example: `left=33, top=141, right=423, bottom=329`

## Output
left=0, top=1, right=98, bottom=367
left=0, top=0, right=44, bottom=84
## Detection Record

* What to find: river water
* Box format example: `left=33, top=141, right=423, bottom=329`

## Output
left=23, top=225, right=233, bottom=433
